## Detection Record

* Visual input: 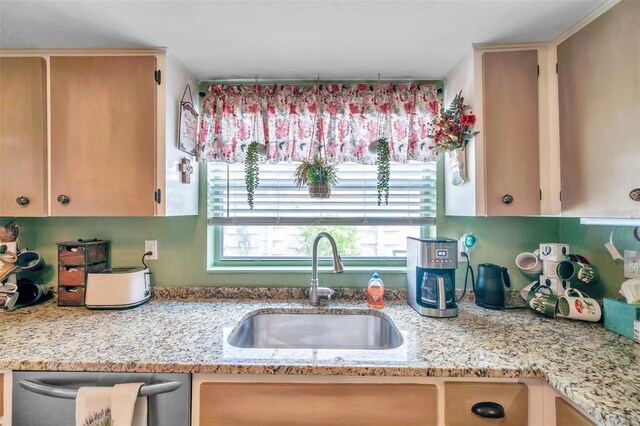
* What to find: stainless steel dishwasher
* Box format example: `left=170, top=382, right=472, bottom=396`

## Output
left=12, top=371, right=190, bottom=426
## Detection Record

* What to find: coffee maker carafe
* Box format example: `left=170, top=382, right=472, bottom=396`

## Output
left=407, top=237, right=458, bottom=318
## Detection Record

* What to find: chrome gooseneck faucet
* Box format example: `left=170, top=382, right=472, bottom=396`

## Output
left=309, top=232, right=344, bottom=306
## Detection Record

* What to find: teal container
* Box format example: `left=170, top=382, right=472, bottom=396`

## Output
left=603, top=297, right=640, bottom=339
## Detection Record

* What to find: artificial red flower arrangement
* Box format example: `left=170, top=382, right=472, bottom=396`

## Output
left=428, top=91, right=479, bottom=153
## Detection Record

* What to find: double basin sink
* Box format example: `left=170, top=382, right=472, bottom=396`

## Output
left=227, top=311, right=403, bottom=350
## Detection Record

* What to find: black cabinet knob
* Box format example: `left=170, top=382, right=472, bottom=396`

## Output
left=630, top=188, right=640, bottom=202
left=502, top=194, right=514, bottom=204
left=471, top=401, right=505, bottom=419
left=57, top=195, right=70, bottom=205
left=16, top=196, right=30, bottom=206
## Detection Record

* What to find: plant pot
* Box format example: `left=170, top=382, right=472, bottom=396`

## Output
left=448, top=147, right=467, bottom=186
left=308, top=183, right=331, bottom=199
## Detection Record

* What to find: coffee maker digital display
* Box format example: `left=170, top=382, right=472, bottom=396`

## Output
left=407, top=237, right=459, bottom=318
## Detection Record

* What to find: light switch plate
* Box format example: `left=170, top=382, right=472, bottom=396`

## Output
left=624, top=250, right=640, bottom=279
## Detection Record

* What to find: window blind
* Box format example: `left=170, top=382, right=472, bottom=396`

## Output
left=207, top=162, right=436, bottom=226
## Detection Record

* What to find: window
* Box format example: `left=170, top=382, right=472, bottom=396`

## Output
left=208, top=161, right=436, bottom=266
left=200, top=81, right=441, bottom=268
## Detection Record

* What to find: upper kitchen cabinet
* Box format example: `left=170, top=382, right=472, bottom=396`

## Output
left=0, top=57, right=47, bottom=217
left=50, top=56, right=157, bottom=216
left=49, top=51, right=199, bottom=216
left=444, top=45, right=555, bottom=216
left=0, top=49, right=198, bottom=217
left=557, top=0, right=640, bottom=218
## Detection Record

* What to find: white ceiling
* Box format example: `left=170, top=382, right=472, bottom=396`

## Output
left=0, top=1, right=601, bottom=81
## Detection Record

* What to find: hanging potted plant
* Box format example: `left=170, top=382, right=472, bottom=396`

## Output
left=244, top=141, right=266, bottom=209
left=293, top=158, right=338, bottom=199
left=428, top=91, right=479, bottom=186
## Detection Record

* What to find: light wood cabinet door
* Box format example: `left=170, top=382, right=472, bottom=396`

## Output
left=445, top=382, right=528, bottom=425
left=0, top=57, right=47, bottom=217
left=199, top=382, right=437, bottom=426
left=482, top=50, right=540, bottom=216
left=555, top=397, right=595, bottom=426
left=558, top=1, right=640, bottom=218
left=50, top=56, right=157, bottom=216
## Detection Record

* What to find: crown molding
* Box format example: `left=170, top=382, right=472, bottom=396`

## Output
left=0, top=47, right=167, bottom=56
left=550, top=0, right=620, bottom=46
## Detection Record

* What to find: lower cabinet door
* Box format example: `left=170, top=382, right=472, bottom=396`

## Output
left=555, top=397, right=595, bottom=426
left=445, top=382, right=528, bottom=425
left=199, top=382, right=437, bottom=426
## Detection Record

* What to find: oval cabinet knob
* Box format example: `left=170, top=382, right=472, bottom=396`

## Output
left=57, top=195, right=70, bottom=205
left=471, top=401, right=505, bottom=419
left=502, top=194, right=514, bottom=204
left=630, top=188, right=640, bottom=202
left=16, top=196, right=30, bottom=206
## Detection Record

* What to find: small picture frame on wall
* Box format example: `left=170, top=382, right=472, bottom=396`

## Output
left=178, top=84, right=198, bottom=156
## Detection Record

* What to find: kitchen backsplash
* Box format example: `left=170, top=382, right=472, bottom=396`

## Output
left=5, top=162, right=633, bottom=299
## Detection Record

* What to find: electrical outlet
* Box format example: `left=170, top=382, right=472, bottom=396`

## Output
left=457, top=233, right=477, bottom=263
left=624, top=250, right=640, bottom=279
left=458, top=238, right=468, bottom=263
left=145, top=240, right=158, bottom=260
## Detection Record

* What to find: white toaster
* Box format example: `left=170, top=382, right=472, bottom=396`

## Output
left=85, top=267, right=151, bottom=309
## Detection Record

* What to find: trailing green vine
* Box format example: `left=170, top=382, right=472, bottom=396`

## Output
left=245, top=141, right=260, bottom=209
left=376, top=138, right=390, bottom=206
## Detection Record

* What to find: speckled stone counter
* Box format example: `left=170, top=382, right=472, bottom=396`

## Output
left=1, top=297, right=638, bottom=425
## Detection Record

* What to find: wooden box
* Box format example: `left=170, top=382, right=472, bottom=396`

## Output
left=56, top=240, right=110, bottom=306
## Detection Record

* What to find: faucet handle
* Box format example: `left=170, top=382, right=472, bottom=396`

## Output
left=317, top=287, right=335, bottom=301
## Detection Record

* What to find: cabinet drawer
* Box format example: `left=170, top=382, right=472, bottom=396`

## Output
left=444, top=382, right=528, bottom=425
left=58, top=263, right=106, bottom=286
left=58, top=243, right=108, bottom=266
left=58, top=286, right=85, bottom=306
left=555, top=398, right=595, bottom=426
left=200, top=382, right=437, bottom=426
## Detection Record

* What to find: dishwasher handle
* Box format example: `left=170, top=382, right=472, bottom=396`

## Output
left=19, top=379, right=182, bottom=400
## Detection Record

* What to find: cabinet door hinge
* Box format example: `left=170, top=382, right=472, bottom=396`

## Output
left=537, top=65, right=540, bottom=76
left=154, top=189, right=162, bottom=204
left=154, top=70, right=162, bottom=85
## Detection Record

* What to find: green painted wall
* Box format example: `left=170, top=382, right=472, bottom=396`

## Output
left=558, top=219, right=638, bottom=300
left=8, top=158, right=560, bottom=291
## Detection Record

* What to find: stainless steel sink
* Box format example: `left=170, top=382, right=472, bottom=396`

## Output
left=227, top=312, right=404, bottom=350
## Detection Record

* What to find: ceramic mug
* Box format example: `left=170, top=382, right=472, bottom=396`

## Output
left=16, top=251, right=44, bottom=271
left=515, top=249, right=542, bottom=278
left=557, top=260, right=600, bottom=285
left=527, top=283, right=558, bottom=318
left=557, top=288, right=601, bottom=322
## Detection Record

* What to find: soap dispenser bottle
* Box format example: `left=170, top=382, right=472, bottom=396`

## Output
left=368, top=272, right=384, bottom=308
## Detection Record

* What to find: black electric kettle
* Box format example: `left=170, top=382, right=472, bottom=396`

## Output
left=475, top=263, right=511, bottom=310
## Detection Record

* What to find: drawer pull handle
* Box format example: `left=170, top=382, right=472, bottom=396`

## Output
left=630, top=188, right=640, bottom=202
left=16, top=196, right=30, bottom=206
left=57, top=195, right=70, bottom=205
left=19, top=379, right=182, bottom=400
left=471, top=401, right=505, bottom=419
left=502, top=194, right=514, bottom=204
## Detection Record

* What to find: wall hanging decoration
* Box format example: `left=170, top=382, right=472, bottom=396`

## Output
left=177, top=84, right=199, bottom=156
left=179, top=158, right=193, bottom=184
left=428, top=90, right=478, bottom=186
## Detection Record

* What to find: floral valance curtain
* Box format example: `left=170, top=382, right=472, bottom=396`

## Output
left=197, top=83, right=439, bottom=164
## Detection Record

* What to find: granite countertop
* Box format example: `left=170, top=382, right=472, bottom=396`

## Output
left=1, top=294, right=638, bottom=425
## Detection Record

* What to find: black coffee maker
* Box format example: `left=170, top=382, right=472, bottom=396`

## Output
left=407, top=237, right=458, bottom=318
left=475, top=263, right=511, bottom=309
